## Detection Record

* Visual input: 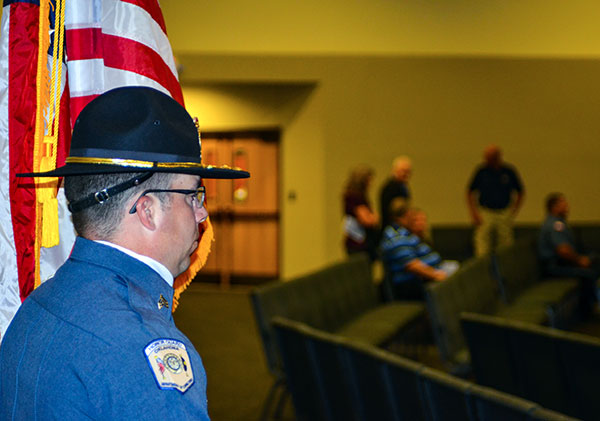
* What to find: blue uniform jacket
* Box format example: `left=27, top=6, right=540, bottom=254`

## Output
left=538, top=214, right=576, bottom=263
left=0, top=237, right=209, bottom=420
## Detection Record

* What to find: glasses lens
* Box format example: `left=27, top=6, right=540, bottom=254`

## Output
left=196, top=190, right=205, bottom=207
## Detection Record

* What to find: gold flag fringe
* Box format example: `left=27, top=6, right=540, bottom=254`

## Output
left=32, top=0, right=65, bottom=288
left=33, top=0, right=65, bottom=288
left=172, top=216, right=214, bottom=311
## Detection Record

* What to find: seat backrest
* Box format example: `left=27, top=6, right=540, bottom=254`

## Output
left=378, top=347, right=427, bottom=421
left=494, top=237, right=540, bottom=302
left=250, top=253, right=377, bottom=375
left=513, top=224, right=540, bottom=244
left=425, top=255, right=500, bottom=364
left=271, top=317, right=329, bottom=421
left=460, top=312, right=520, bottom=396
left=505, top=319, right=569, bottom=414
left=341, top=338, right=423, bottom=421
left=528, top=407, right=581, bottom=421
left=302, top=322, right=361, bottom=421
left=572, top=223, right=600, bottom=254
left=461, top=313, right=574, bottom=416
left=430, top=225, right=473, bottom=262
left=469, top=383, right=539, bottom=421
left=555, top=328, right=600, bottom=420
left=418, top=367, right=476, bottom=421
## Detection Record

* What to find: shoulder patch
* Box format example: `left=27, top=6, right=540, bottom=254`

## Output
left=553, top=221, right=565, bottom=232
left=145, top=339, right=194, bottom=393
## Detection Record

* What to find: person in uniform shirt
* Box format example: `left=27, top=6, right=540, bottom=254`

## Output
left=379, top=155, right=412, bottom=229
left=538, top=193, right=599, bottom=317
left=380, top=199, right=446, bottom=300
left=0, top=87, right=249, bottom=420
left=466, top=144, right=524, bottom=256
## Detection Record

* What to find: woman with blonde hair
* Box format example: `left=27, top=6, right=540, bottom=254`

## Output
left=342, top=165, right=379, bottom=261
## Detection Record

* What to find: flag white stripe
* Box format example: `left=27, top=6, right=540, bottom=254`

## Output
left=0, top=6, right=21, bottom=339
left=68, top=60, right=171, bottom=98
left=105, top=1, right=177, bottom=77
left=66, top=0, right=177, bottom=78
left=39, top=189, right=77, bottom=284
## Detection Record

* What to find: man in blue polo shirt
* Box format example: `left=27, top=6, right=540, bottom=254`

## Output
left=538, top=193, right=599, bottom=317
left=467, top=144, right=524, bottom=256
left=380, top=200, right=447, bottom=300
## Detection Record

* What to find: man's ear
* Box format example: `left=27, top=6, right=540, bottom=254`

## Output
left=133, top=196, right=157, bottom=231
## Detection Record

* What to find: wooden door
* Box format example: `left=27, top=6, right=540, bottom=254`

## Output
left=199, top=131, right=279, bottom=286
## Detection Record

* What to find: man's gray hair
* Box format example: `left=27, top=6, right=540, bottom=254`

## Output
left=64, top=172, right=178, bottom=239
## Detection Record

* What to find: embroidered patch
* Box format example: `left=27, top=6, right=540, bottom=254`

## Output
left=145, top=339, right=194, bottom=393
left=553, top=221, right=565, bottom=232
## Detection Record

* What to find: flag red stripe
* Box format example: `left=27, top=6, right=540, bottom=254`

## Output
left=66, top=27, right=102, bottom=60
left=8, top=2, right=39, bottom=301
left=70, top=94, right=99, bottom=122
left=105, top=34, right=183, bottom=105
left=66, top=28, right=183, bottom=107
left=120, top=0, right=167, bottom=35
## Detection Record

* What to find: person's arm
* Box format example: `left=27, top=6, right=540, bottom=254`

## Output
left=511, top=191, right=524, bottom=218
left=355, top=204, right=379, bottom=227
left=555, top=244, right=591, bottom=268
left=510, top=168, right=525, bottom=218
left=466, top=190, right=482, bottom=226
left=405, top=258, right=447, bottom=281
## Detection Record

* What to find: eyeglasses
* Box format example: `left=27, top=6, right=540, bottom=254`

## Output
left=128, top=186, right=206, bottom=214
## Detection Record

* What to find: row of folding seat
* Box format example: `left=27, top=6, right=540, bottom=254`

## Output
left=425, top=237, right=579, bottom=372
left=462, top=311, right=600, bottom=420
left=272, top=315, right=578, bottom=421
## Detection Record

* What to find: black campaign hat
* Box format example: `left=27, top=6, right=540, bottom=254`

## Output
left=17, top=86, right=249, bottom=179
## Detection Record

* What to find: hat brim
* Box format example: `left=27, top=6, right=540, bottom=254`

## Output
left=17, top=163, right=249, bottom=179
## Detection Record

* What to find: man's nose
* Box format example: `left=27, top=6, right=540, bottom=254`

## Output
left=195, top=205, right=209, bottom=223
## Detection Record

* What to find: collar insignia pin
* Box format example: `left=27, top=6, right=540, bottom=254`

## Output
left=158, top=294, right=169, bottom=310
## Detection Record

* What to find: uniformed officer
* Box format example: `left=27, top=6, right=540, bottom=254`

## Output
left=0, top=86, right=249, bottom=420
left=538, top=193, right=599, bottom=317
left=466, top=144, right=524, bottom=256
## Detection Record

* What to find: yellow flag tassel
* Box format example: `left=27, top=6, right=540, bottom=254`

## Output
left=172, top=216, right=214, bottom=311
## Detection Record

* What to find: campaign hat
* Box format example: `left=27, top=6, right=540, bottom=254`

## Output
left=17, top=86, right=249, bottom=179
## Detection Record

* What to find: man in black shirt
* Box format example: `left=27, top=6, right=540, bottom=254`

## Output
left=466, top=145, right=524, bottom=256
left=380, top=156, right=412, bottom=229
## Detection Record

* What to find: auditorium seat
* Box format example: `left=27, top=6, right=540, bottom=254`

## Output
left=271, top=316, right=329, bottom=421
left=460, top=312, right=520, bottom=396
left=460, top=312, right=600, bottom=419
left=418, top=367, right=476, bottom=421
left=555, top=328, right=600, bottom=420
left=493, top=238, right=578, bottom=328
left=469, top=383, right=539, bottom=421
left=339, top=337, right=405, bottom=421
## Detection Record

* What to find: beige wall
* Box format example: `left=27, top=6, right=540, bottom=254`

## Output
left=160, top=3, right=600, bottom=278
left=162, top=0, right=600, bottom=57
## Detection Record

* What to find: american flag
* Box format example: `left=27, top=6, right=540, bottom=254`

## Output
left=0, top=0, right=203, bottom=337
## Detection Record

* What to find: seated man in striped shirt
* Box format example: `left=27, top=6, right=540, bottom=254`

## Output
left=380, top=199, right=447, bottom=300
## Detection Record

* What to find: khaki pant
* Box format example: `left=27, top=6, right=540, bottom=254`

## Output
left=474, top=207, right=514, bottom=256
